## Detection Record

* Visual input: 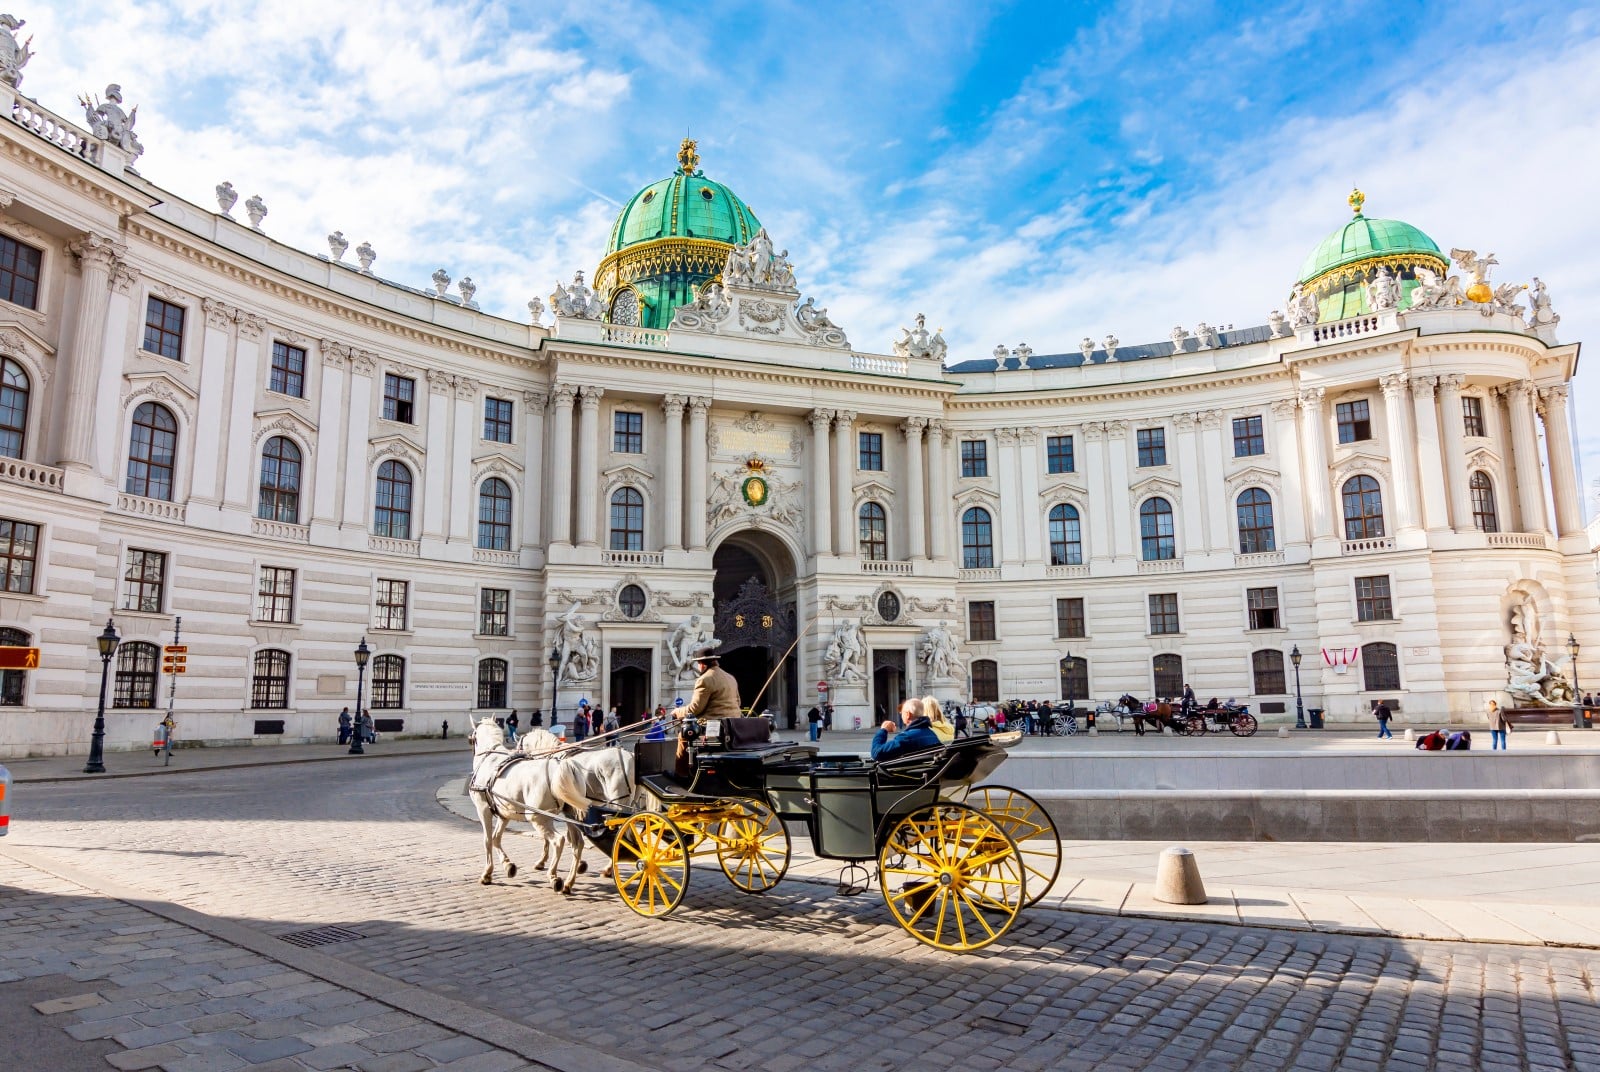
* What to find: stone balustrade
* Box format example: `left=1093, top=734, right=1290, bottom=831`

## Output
left=250, top=518, right=310, bottom=543
left=9, top=97, right=99, bottom=164
left=602, top=549, right=664, bottom=567
left=957, top=566, right=1001, bottom=581
left=1046, top=564, right=1090, bottom=578
left=1310, top=315, right=1380, bottom=344
left=1136, top=559, right=1183, bottom=574
left=860, top=560, right=911, bottom=575
left=603, top=325, right=669, bottom=349
left=116, top=493, right=186, bottom=522
left=1487, top=532, right=1552, bottom=550
left=850, top=353, right=909, bottom=376
left=368, top=535, right=421, bottom=557
left=0, top=458, right=64, bottom=492
left=472, top=548, right=520, bottom=566
left=1235, top=550, right=1286, bottom=567
left=1341, top=536, right=1397, bottom=556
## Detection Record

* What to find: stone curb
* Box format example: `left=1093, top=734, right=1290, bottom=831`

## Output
left=9, top=743, right=464, bottom=784
left=0, top=843, right=657, bottom=1072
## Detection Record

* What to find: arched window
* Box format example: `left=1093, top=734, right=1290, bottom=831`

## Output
left=257, top=436, right=302, bottom=523
left=859, top=502, right=887, bottom=560
left=1139, top=497, right=1175, bottom=561
left=477, top=477, right=513, bottom=550
left=251, top=649, right=291, bottom=709
left=1470, top=471, right=1499, bottom=533
left=1252, top=649, right=1286, bottom=694
left=1152, top=653, right=1183, bottom=697
left=374, top=461, right=413, bottom=539
left=370, top=654, right=405, bottom=709
left=1059, top=656, right=1088, bottom=701
left=126, top=402, right=178, bottom=501
left=1048, top=504, right=1082, bottom=566
left=0, top=626, right=27, bottom=706
left=961, top=507, right=994, bottom=569
left=1236, top=488, right=1276, bottom=554
left=477, top=658, right=509, bottom=709
left=0, top=358, right=29, bottom=459
left=1341, top=475, right=1384, bottom=540
left=609, top=487, right=644, bottom=551
left=1362, top=642, right=1400, bottom=691
left=971, top=658, right=999, bottom=702
left=113, top=641, right=159, bottom=708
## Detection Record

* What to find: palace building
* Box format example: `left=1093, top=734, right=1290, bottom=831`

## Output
left=0, top=31, right=1591, bottom=757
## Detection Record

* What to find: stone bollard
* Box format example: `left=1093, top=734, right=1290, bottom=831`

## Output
left=1162, top=725, right=1175, bottom=736
left=1153, top=846, right=1207, bottom=905
left=1088, top=725, right=1099, bottom=736
left=1547, top=730, right=1562, bottom=746
left=1404, top=727, right=1416, bottom=742
left=1277, top=726, right=1290, bottom=738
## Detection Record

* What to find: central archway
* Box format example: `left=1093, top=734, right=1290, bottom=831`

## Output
left=711, top=529, right=798, bottom=720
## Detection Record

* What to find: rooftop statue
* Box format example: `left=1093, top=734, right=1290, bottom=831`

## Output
left=1527, top=277, right=1560, bottom=332
left=1267, top=309, right=1289, bottom=337
left=1103, top=334, right=1119, bottom=361
left=431, top=268, right=451, bottom=297
left=1080, top=337, right=1095, bottom=361
left=1287, top=284, right=1319, bottom=327
left=1365, top=266, right=1400, bottom=311
left=893, top=313, right=944, bottom=362
left=1450, top=247, right=1498, bottom=303
left=458, top=276, right=478, bottom=309
left=79, top=83, right=144, bottom=162
left=794, top=295, right=848, bottom=347
left=992, top=344, right=1009, bottom=369
left=722, top=228, right=797, bottom=292
left=0, top=14, right=32, bottom=88
left=1013, top=343, right=1033, bottom=368
left=551, top=271, right=604, bottom=320
left=671, top=281, right=732, bottom=331
left=1169, top=326, right=1188, bottom=354
left=1488, top=281, right=1525, bottom=318
left=527, top=296, right=545, bottom=325
left=1409, top=266, right=1463, bottom=310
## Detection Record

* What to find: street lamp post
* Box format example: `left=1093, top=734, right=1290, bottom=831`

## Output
left=1569, top=633, right=1583, bottom=730
left=548, top=645, right=562, bottom=731
left=1291, top=644, right=1306, bottom=730
left=83, top=618, right=120, bottom=774
left=348, top=637, right=370, bottom=755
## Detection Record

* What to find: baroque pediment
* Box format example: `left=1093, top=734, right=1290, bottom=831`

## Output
left=1128, top=475, right=1181, bottom=502
left=1224, top=465, right=1282, bottom=493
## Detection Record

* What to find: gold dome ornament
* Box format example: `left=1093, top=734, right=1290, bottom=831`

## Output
left=677, top=137, right=700, bottom=175
left=1348, top=187, right=1365, bottom=216
left=1466, top=282, right=1493, bottom=303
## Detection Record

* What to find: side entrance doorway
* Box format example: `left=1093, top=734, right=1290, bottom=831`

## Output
left=608, top=647, right=652, bottom=725
left=873, top=649, right=907, bottom=724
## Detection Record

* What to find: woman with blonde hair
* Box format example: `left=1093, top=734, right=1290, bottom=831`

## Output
left=922, top=696, right=955, bottom=743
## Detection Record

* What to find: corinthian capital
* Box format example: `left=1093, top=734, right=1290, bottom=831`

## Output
left=808, top=407, right=834, bottom=429
left=833, top=409, right=857, bottom=426
left=688, top=395, right=712, bottom=415
left=1408, top=374, right=1439, bottom=395
left=1378, top=372, right=1409, bottom=397
left=1538, top=383, right=1569, bottom=407
left=68, top=232, right=125, bottom=272
left=900, top=416, right=927, bottom=438
left=1438, top=373, right=1465, bottom=392
left=579, top=386, right=604, bottom=410
left=662, top=394, right=687, bottom=418
left=1298, top=386, right=1326, bottom=408
left=1269, top=397, right=1300, bottom=419
left=550, top=383, right=579, bottom=406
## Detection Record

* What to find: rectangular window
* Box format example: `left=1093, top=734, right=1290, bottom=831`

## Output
left=143, top=297, right=186, bottom=360
left=1136, top=428, right=1166, bottom=467
left=960, top=440, right=988, bottom=478
left=613, top=411, right=643, bottom=453
left=1462, top=396, right=1486, bottom=438
left=382, top=373, right=415, bottom=423
left=1232, top=415, right=1265, bottom=457
left=1336, top=399, right=1372, bottom=444
left=269, top=341, right=306, bottom=397
left=0, top=518, right=38, bottom=595
left=968, top=600, right=996, bottom=642
left=483, top=397, right=513, bottom=443
left=0, top=235, right=42, bottom=310
left=1055, top=597, right=1085, bottom=639
left=122, top=549, right=166, bottom=613
left=1046, top=435, right=1075, bottom=474
left=479, top=587, right=510, bottom=636
left=256, top=566, right=295, bottom=624
left=1148, top=593, right=1180, bottom=635
left=1355, top=575, right=1393, bottom=622
left=374, top=578, right=409, bottom=631
left=1247, top=586, right=1280, bottom=630
left=251, top=651, right=290, bottom=710
left=858, top=431, right=883, bottom=471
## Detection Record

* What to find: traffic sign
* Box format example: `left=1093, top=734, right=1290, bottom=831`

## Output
left=816, top=681, right=829, bottom=692
left=674, top=697, right=684, bottom=707
left=163, top=644, right=188, bottom=655
left=162, top=652, right=187, bottom=675
left=0, top=646, right=39, bottom=670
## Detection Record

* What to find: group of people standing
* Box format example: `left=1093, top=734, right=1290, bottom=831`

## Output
left=337, top=706, right=375, bottom=746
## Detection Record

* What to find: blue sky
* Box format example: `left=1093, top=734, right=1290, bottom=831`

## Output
left=21, top=1, right=1600, bottom=499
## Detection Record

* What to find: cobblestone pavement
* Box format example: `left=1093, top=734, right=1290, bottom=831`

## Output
left=6, top=755, right=1600, bottom=1072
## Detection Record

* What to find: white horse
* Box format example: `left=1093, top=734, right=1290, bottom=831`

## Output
left=515, top=727, right=642, bottom=880
left=467, top=718, right=586, bottom=892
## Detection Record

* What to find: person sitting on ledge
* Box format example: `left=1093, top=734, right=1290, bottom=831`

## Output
left=1445, top=729, right=1472, bottom=751
left=872, top=697, right=943, bottom=762
left=1415, top=728, right=1448, bottom=751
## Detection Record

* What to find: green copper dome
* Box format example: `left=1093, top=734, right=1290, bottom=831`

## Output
left=605, top=140, right=761, bottom=255
left=1295, top=189, right=1449, bottom=322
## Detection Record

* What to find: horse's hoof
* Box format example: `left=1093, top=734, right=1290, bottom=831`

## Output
left=480, top=876, right=493, bottom=885
left=551, top=877, right=564, bottom=893
left=577, top=861, right=589, bottom=874
left=535, top=863, right=547, bottom=871
left=561, top=883, right=576, bottom=896
left=506, top=863, right=518, bottom=878
left=601, top=866, right=614, bottom=880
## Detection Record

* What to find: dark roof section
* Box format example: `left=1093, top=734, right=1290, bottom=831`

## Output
left=946, top=324, right=1278, bottom=374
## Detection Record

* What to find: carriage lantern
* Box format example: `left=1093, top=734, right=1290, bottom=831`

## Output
left=349, top=637, right=370, bottom=755
left=1290, top=644, right=1306, bottom=730
left=83, top=618, right=120, bottom=774
left=1569, top=634, right=1583, bottom=729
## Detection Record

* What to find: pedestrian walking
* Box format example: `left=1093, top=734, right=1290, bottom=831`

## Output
left=806, top=704, right=822, bottom=742
left=337, top=706, right=352, bottom=746
left=952, top=707, right=969, bottom=738
left=821, top=702, right=834, bottom=731
left=1374, top=699, right=1393, bottom=739
left=603, top=705, right=620, bottom=745
left=1487, top=698, right=1511, bottom=751
left=573, top=702, right=591, bottom=743
left=505, top=709, right=519, bottom=745
left=153, top=715, right=175, bottom=761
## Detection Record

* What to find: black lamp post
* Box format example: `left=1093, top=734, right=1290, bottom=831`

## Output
left=1569, top=633, right=1583, bottom=730
left=348, top=637, right=370, bottom=755
left=548, top=645, right=562, bottom=731
left=83, top=618, right=120, bottom=774
left=1291, top=644, right=1306, bottom=730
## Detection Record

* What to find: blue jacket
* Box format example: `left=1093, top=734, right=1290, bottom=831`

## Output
left=871, top=717, right=943, bottom=762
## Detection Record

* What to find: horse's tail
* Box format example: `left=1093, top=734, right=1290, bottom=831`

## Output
left=548, top=757, right=590, bottom=816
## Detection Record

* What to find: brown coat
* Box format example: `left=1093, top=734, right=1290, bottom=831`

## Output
left=1487, top=702, right=1511, bottom=732
left=683, top=665, right=743, bottom=721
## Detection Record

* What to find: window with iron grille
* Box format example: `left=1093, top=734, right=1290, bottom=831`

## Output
left=1055, top=597, right=1085, bottom=639
left=1048, top=503, right=1082, bottom=565
left=269, top=341, right=305, bottom=397
left=0, top=235, right=42, bottom=309
left=382, top=373, right=415, bottom=423
left=256, top=566, right=295, bottom=624
left=609, top=487, right=644, bottom=551
left=122, top=549, right=166, bottom=613
left=477, top=658, right=508, bottom=709
left=1046, top=434, right=1075, bottom=474
left=968, top=600, right=996, bottom=642
left=1139, top=498, right=1176, bottom=560
left=483, top=397, right=513, bottom=443
left=858, top=431, right=883, bottom=471
left=373, top=461, right=412, bottom=539
left=960, top=439, right=987, bottom=478
left=961, top=507, right=994, bottom=569
left=858, top=502, right=887, bottom=560
left=126, top=402, right=178, bottom=501
left=479, top=588, right=509, bottom=636
left=1252, top=649, right=1287, bottom=694
left=0, top=518, right=38, bottom=595
left=1247, top=586, right=1280, bottom=630
left=0, top=626, right=27, bottom=706
left=971, top=659, right=999, bottom=702
left=251, top=649, right=291, bottom=709
left=1152, top=653, right=1183, bottom=697
left=143, top=297, right=185, bottom=360
left=1355, top=575, right=1393, bottom=621
left=1342, top=476, right=1385, bottom=540
left=478, top=478, right=513, bottom=550
left=1462, top=396, right=1486, bottom=437
left=1148, top=593, right=1180, bottom=635
left=613, top=411, right=643, bottom=453
left=374, top=579, right=409, bottom=631
left=113, top=641, right=159, bottom=708
left=1059, top=656, right=1089, bottom=701
left=0, top=357, right=28, bottom=459
left=1136, top=427, right=1166, bottom=467
left=370, top=654, right=405, bottom=709
left=1236, top=488, right=1276, bottom=554
left=1470, top=471, right=1499, bottom=533
left=1232, top=415, right=1264, bottom=457
left=1362, top=642, right=1401, bottom=691
left=257, top=436, right=302, bottom=523
left=1336, top=399, right=1372, bottom=443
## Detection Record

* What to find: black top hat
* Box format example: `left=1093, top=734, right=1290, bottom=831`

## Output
left=691, top=642, right=722, bottom=663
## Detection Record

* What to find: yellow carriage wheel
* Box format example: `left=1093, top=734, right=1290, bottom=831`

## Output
left=612, top=812, right=690, bottom=918
left=877, top=803, right=1025, bottom=952
left=962, top=785, right=1062, bottom=908
left=711, top=801, right=790, bottom=893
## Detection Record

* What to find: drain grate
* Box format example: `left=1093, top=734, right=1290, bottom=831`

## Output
left=277, top=925, right=366, bottom=949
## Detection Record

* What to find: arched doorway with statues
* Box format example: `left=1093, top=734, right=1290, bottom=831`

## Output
left=710, top=529, right=799, bottom=722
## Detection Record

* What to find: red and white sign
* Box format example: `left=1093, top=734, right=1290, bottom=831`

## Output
left=816, top=681, right=829, bottom=692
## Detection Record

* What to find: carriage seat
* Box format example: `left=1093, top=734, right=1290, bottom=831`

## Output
left=717, top=716, right=772, bottom=750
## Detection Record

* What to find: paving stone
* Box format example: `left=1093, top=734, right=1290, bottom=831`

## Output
left=225, top=1036, right=314, bottom=1063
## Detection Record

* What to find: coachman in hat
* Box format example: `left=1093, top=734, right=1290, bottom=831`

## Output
left=674, top=642, right=741, bottom=777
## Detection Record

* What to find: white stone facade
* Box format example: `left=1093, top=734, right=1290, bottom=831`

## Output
left=0, top=66, right=1593, bottom=757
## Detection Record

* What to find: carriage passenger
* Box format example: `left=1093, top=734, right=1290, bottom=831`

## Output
left=922, top=696, right=955, bottom=743
left=871, top=698, right=944, bottom=762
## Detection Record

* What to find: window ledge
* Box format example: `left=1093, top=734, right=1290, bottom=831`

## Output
left=1352, top=618, right=1400, bottom=626
left=136, top=348, right=183, bottom=363
left=1146, top=632, right=1187, bottom=640
left=370, top=628, right=415, bottom=637
left=117, top=609, right=171, bottom=620
left=0, top=591, right=47, bottom=604
left=1055, top=635, right=1090, bottom=643
left=250, top=619, right=301, bottom=629
left=473, top=633, right=514, bottom=641
left=1246, top=626, right=1289, bottom=634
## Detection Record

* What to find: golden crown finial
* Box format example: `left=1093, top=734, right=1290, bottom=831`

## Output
left=677, top=137, right=700, bottom=174
left=1348, top=187, right=1365, bottom=216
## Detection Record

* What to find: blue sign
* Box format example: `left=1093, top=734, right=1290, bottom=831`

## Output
left=674, top=697, right=685, bottom=707
left=578, top=698, right=589, bottom=707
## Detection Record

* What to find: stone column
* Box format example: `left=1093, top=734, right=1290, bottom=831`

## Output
left=687, top=397, right=710, bottom=550
left=1378, top=374, right=1421, bottom=532
left=1016, top=428, right=1042, bottom=563
left=1505, top=381, right=1548, bottom=533
left=832, top=411, right=856, bottom=557
left=522, top=390, right=547, bottom=547
left=1173, top=414, right=1206, bottom=552
left=901, top=417, right=927, bottom=560
left=1269, top=398, right=1307, bottom=546
left=1106, top=422, right=1132, bottom=555
left=420, top=370, right=453, bottom=540
left=926, top=420, right=949, bottom=563
left=575, top=387, right=604, bottom=547
left=341, top=354, right=375, bottom=529
left=194, top=300, right=238, bottom=506
left=1437, top=374, right=1474, bottom=531
left=1298, top=388, right=1335, bottom=541
left=1083, top=423, right=1112, bottom=561
left=60, top=234, right=122, bottom=470
left=221, top=314, right=265, bottom=512
left=661, top=395, right=686, bottom=551
left=995, top=429, right=1022, bottom=564
left=1407, top=375, right=1449, bottom=532
left=449, top=378, right=477, bottom=543
left=1538, top=384, right=1582, bottom=536
left=809, top=408, right=834, bottom=557
left=1199, top=412, right=1231, bottom=551
left=548, top=384, right=577, bottom=545
left=310, top=341, right=346, bottom=524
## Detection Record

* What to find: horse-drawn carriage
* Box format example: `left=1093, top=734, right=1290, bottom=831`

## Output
left=1092, top=696, right=1258, bottom=737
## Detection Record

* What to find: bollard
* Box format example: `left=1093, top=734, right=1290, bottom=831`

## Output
left=1547, top=730, right=1562, bottom=746
left=1404, top=727, right=1416, bottom=742
left=0, top=763, right=10, bottom=836
left=1277, top=726, right=1290, bottom=739
left=1162, top=725, right=1175, bottom=736
left=441, top=720, right=449, bottom=740
left=1153, top=846, right=1207, bottom=905
left=1088, top=725, right=1099, bottom=737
